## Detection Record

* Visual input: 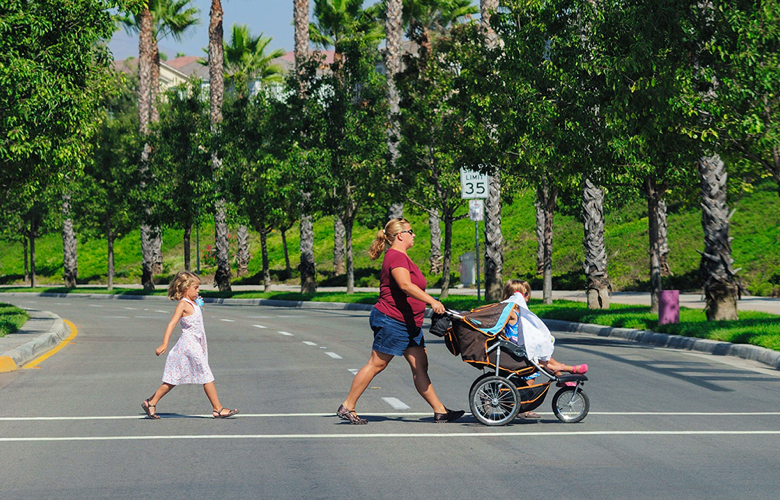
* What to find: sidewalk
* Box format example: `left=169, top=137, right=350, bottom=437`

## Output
left=0, top=309, right=70, bottom=372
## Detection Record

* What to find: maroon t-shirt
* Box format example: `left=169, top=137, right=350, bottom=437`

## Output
left=374, top=249, right=428, bottom=327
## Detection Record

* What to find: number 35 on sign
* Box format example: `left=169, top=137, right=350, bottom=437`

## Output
left=460, top=168, right=489, bottom=199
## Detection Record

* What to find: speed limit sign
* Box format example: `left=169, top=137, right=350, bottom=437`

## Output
left=460, top=167, right=489, bottom=199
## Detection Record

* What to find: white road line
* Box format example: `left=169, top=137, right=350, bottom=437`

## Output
left=278, top=331, right=294, bottom=336
left=3, top=430, right=780, bottom=443
left=88, top=304, right=104, bottom=308
left=382, top=397, right=411, bottom=410
left=348, top=368, right=359, bottom=375
left=325, top=352, right=343, bottom=359
left=220, top=319, right=235, bottom=322
left=154, top=310, right=168, bottom=314
left=124, top=307, right=137, bottom=310
left=302, top=341, right=317, bottom=346
left=252, top=324, right=267, bottom=329
left=104, top=316, right=129, bottom=319
left=3, top=411, right=778, bottom=422
left=247, top=315, right=271, bottom=319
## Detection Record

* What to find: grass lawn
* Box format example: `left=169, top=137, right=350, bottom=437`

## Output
left=1, top=289, right=778, bottom=352
left=0, top=303, right=29, bottom=337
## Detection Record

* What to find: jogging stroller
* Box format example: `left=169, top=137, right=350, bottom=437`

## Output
left=430, top=301, right=590, bottom=425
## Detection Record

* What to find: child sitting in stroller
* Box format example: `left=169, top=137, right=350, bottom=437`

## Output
left=501, top=280, right=588, bottom=376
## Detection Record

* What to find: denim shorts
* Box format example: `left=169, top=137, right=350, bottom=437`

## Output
left=370, top=308, right=425, bottom=356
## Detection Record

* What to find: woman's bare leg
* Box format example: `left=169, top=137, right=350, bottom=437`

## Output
left=403, top=346, right=446, bottom=414
left=342, top=350, right=393, bottom=411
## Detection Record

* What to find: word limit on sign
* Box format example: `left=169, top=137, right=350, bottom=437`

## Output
left=460, top=168, right=490, bottom=199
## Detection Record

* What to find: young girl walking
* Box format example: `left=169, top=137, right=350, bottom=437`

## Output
left=141, top=270, right=238, bottom=419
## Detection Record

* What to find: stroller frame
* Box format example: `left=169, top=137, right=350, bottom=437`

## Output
left=441, top=308, right=590, bottom=426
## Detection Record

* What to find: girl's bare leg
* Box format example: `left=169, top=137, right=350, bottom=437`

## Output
left=342, top=350, right=392, bottom=411
left=149, top=383, right=174, bottom=406
left=203, top=381, right=225, bottom=412
left=544, top=358, right=573, bottom=373
left=403, top=346, right=446, bottom=414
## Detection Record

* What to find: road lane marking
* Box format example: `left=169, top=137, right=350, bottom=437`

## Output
left=278, top=331, right=294, bottom=336
left=3, top=411, right=779, bottom=421
left=154, top=310, right=168, bottom=313
left=88, top=305, right=104, bottom=308
left=3, top=430, right=780, bottom=443
left=220, top=319, right=235, bottom=322
left=302, top=341, right=317, bottom=346
left=252, top=324, right=267, bottom=329
left=104, top=316, right=129, bottom=319
left=22, top=320, right=78, bottom=370
left=382, top=398, right=411, bottom=410
left=348, top=368, right=359, bottom=375
left=325, top=352, right=342, bottom=359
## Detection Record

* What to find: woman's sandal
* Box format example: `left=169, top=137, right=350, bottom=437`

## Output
left=336, top=404, right=367, bottom=425
left=141, top=399, right=160, bottom=420
left=213, top=408, right=239, bottom=419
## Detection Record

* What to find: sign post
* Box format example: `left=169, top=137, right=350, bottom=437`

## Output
left=461, top=168, right=489, bottom=301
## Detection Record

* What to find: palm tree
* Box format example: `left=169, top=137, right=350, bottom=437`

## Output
left=310, top=0, right=383, bottom=63
left=385, top=0, right=404, bottom=222
left=208, top=0, right=231, bottom=291
left=294, top=0, right=317, bottom=293
left=62, top=191, right=78, bottom=288
left=118, top=0, right=199, bottom=288
left=222, top=24, right=285, bottom=94
left=480, top=0, right=502, bottom=302
left=582, top=178, right=610, bottom=308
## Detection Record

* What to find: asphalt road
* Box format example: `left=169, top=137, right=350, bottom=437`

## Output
left=1, top=296, right=779, bottom=500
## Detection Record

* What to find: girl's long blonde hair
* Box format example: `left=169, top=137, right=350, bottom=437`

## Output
left=167, top=271, right=200, bottom=300
left=368, top=218, right=410, bottom=260
left=502, top=279, right=531, bottom=301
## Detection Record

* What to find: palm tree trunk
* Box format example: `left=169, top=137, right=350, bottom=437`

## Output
left=138, top=7, right=155, bottom=291
left=440, top=213, right=455, bottom=300
left=428, top=210, right=442, bottom=274
left=299, top=212, right=316, bottom=293
left=62, top=192, right=78, bottom=288
left=659, top=198, right=671, bottom=276
left=183, top=223, right=192, bottom=271
left=259, top=223, right=271, bottom=292
left=480, top=0, right=502, bottom=303
left=209, top=0, right=231, bottom=291
left=582, top=178, right=610, bottom=309
left=281, top=228, right=292, bottom=280
left=539, top=176, right=556, bottom=305
left=236, top=224, right=249, bottom=278
left=345, top=215, right=355, bottom=294
left=107, top=216, right=115, bottom=291
left=385, top=0, right=404, bottom=220
left=645, top=176, right=663, bottom=314
left=294, top=0, right=309, bottom=73
left=535, top=195, right=544, bottom=274
left=333, top=217, right=346, bottom=275
left=698, top=154, right=739, bottom=320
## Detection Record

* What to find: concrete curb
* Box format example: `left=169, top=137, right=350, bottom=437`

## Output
left=543, top=319, right=780, bottom=371
left=0, top=310, right=70, bottom=372
left=2, top=292, right=778, bottom=371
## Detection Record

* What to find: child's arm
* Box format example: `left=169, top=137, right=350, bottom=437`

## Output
left=156, top=301, right=188, bottom=356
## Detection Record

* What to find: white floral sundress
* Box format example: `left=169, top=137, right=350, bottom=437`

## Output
left=162, top=298, right=215, bottom=385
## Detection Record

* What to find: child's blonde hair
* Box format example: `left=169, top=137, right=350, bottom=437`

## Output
left=502, top=279, right=531, bottom=301
left=167, top=271, right=200, bottom=300
left=368, top=217, right=411, bottom=261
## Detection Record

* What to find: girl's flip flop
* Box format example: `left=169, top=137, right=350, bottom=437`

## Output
left=213, top=408, right=239, bottom=418
left=572, top=364, right=588, bottom=374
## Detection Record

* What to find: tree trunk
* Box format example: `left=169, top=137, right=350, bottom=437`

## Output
left=539, top=177, right=556, bottom=305
left=428, top=210, right=442, bottom=274
left=260, top=225, right=271, bottom=292
left=345, top=216, right=355, bottom=294
left=582, top=178, right=611, bottom=309
left=385, top=0, right=404, bottom=221
left=183, top=224, right=192, bottom=271
left=659, top=198, right=671, bottom=276
left=148, top=34, right=163, bottom=277
left=151, top=230, right=163, bottom=276
left=22, top=237, right=29, bottom=283
left=107, top=216, right=114, bottom=291
left=138, top=7, right=155, bottom=291
left=29, top=229, right=36, bottom=289
left=440, top=214, right=454, bottom=300
left=209, top=0, right=231, bottom=292
left=698, top=154, right=739, bottom=320
left=645, top=176, right=663, bottom=314
left=62, top=193, right=78, bottom=288
left=281, top=228, right=292, bottom=280
left=333, top=217, right=346, bottom=276
left=535, top=193, right=545, bottom=275
left=299, top=212, right=316, bottom=293
left=236, top=224, right=249, bottom=278
left=484, top=173, right=503, bottom=302
left=293, top=0, right=309, bottom=75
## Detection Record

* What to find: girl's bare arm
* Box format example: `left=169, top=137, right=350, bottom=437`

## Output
left=156, top=301, right=188, bottom=356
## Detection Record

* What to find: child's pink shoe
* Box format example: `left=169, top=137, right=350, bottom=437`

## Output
left=572, top=364, right=588, bottom=374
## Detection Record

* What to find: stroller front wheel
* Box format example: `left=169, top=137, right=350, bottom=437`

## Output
left=469, top=375, right=521, bottom=426
left=552, top=386, right=590, bottom=423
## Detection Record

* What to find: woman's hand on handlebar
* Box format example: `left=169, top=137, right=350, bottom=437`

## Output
left=430, top=300, right=445, bottom=314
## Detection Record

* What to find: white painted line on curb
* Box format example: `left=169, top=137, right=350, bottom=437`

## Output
left=325, top=352, right=342, bottom=359
left=4, top=430, right=780, bottom=443
left=302, top=341, right=317, bottom=346
left=382, top=397, right=411, bottom=410
left=253, top=324, right=267, bottom=329
left=278, top=331, right=294, bottom=336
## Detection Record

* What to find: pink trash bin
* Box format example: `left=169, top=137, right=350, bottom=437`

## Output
left=658, top=290, right=680, bottom=324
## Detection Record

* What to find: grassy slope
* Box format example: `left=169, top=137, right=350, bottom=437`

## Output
left=1, top=183, right=779, bottom=295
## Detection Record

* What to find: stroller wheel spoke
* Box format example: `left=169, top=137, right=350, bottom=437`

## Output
left=469, top=375, right=520, bottom=426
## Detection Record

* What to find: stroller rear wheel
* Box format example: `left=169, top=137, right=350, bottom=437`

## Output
left=552, top=386, right=590, bottom=423
left=469, top=375, right=521, bottom=426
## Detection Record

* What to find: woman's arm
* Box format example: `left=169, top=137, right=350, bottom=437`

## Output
left=390, top=266, right=445, bottom=314
left=156, top=301, right=188, bottom=356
